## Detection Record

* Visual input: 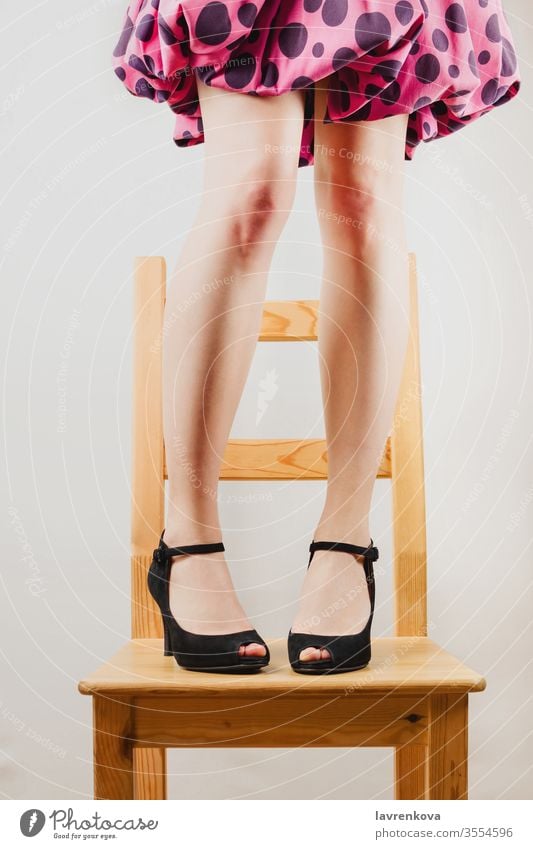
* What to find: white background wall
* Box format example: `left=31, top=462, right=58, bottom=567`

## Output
left=1, top=1, right=532, bottom=799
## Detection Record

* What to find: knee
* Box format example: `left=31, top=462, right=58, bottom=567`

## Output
left=225, top=170, right=296, bottom=263
left=316, top=163, right=403, bottom=249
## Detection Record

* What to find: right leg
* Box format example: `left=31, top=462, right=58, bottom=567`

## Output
left=163, top=77, right=304, bottom=655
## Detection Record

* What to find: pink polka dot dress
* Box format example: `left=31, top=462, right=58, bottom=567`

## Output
left=112, top=1, right=520, bottom=165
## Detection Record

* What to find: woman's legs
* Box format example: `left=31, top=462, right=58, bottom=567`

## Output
left=164, top=77, right=304, bottom=655
left=292, top=83, right=410, bottom=662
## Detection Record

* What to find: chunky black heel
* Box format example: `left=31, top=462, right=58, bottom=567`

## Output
left=162, top=618, right=173, bottom=657
left=148, top=530, right=270, bottom=673
left=288, top=539, right=379, bottom=675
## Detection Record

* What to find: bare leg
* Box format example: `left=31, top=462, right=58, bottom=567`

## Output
left=164, top=78, right=304, bottom=655
left=292, top=82, right=410, bottom=662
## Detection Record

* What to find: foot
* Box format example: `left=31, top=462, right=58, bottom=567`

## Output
left=291, top=546, right=371, bottom=664
left=165, top=535, right=266, bottom=658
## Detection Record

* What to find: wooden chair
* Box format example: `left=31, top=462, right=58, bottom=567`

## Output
left=79, top=254, right=485, bottom=800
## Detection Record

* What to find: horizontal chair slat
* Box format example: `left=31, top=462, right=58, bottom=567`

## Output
left=162, top=297, right=320, bottom=341
left=131, top=695, right=429, bottom=748
left=258, top=299, right=319, bottom=341
left=163, top=437, right=391, bottom=480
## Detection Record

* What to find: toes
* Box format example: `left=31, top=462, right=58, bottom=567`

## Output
left=238, top=643, right=267, bottom=657
left=299, top=646, right=331, bottom=663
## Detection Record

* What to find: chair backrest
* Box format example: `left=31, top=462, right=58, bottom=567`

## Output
left=130, top=254, right=428, bottom=641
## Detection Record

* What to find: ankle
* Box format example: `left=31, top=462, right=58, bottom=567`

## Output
left=313, top=519, right=371, bottom=546
left=163, top=517, right=223, bottom=546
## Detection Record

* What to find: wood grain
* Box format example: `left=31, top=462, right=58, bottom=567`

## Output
left=79, top=637, right=485, bottom=698
left=132, top=695, right=428, bottom=748
left=131, top=257, right=166, bottom=639
left=391, top=254, right=428, bottom=637
left=163, top=437, right=391, bottom=480
left=427, top=694, right=468, bottom=799
left=395, top=744, right=428, bottom=800
left=258, top=299, right=319, bottom=341
left=133, top=748, right=166, bottom=800
left=93, top=697, right=133, bottom=800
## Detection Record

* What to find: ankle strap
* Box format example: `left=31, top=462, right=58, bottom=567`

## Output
left=308, top=539, right=379, bottom=564
left=153, top=531, right=224, bottom=564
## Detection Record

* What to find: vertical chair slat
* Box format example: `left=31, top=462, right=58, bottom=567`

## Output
left=391, top=254, right=428, bottom=636
left=131, top=256, right=166, bottom=640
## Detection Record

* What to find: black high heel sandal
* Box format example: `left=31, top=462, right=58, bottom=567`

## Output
left=288, top=539, right=379, bottom=675
left=148, top=530, right=270, bottom=674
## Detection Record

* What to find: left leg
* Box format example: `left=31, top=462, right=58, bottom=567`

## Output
left=292, top=82, right=410, bottom=662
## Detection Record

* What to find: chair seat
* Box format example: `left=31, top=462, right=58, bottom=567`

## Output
left=79, top=636, right=485, bottom=698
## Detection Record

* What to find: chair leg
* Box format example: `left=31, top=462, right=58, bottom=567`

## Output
left=426, top=694, right=468, bottom=799
left=93, top=696, right=134, bottom=799
left=134, top=748, right=167, bottom=799
left=395, top=744, right=427, bottom=800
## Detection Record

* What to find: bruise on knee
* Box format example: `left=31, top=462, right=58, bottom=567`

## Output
left=228, top=179, right=294, bottom=262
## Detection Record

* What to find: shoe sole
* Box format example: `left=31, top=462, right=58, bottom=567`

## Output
left=177, top=661, right=268, bottom=674
left=290, top=661, right=369, bottom=675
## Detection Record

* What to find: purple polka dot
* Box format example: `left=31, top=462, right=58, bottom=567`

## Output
left=415, top=53, right=441, bottom=84
left=445, top=4, right=467, bottom=34
left=279, top=22, right=308, bottom=58
left=135, top=78, right=155, bottom=99
left=355, top=12, right=392, bottom=52
left=432, top=29, right=449, bottom=52
left=261, top=61, right=278, bottom=87
left=501, top=37, right=517, bottom=76
left=114, top=67, right=126, bottom=81
left=113, top=15, right=134, bottom=57
left=332, top=46, right=357, bottom=71
left=322, top=0, right=348, bottom=27
left=423, top=121, right=431, bottom=134
left=380, top=80, right=401, bottom=105
left=143, top=53, right=156, bottom=75
left=468, top=50, right=479, bottom=78
left=292, top=75, right=314, bottom=90
left=478, top=50, right=490, bottom=65
left=485, top=13, right=501, bottom=43
left=224, top=53, right=256, bottom=88
left=413, top=96, right=432, bottom=109
left=395, top=1, right=414, bottom=25
left=237, top=3, right=257, bottom=27
left=159, top=18, right=178, bottom=45
left=312, top=42, right=324, bottom=57
left=195, top=2, right=232, bottom=46
left=481, top=78, right=499, bottom=105
left=135, top=14, right=155, bottom=42
left=129, top=54, right=151, bottom=74
left=304, top=0, right=322, bottom=11
left=372, top=59, right=402, bottom=81
left=448, top=64, right=460, bottom=78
